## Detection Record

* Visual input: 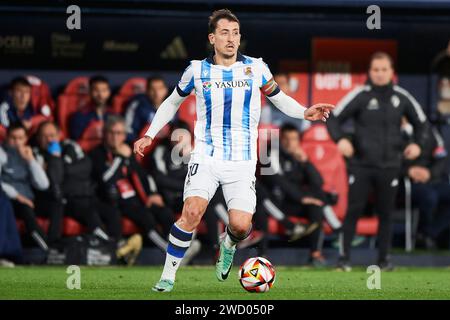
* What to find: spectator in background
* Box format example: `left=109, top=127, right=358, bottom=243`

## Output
left=89, top=116, right=201, bottom=264
left=0, top=145, right=22, bottom=267
left=33, top=121, right=110, bottom=243
left=402, top=119, right=450, bottom=249
left=0, top=77, right=51, bottom=134
left=260, top=123, right=329, bottom=267
left=431, top=40, right=450, bottom=175
left=0, top=123, right=50, bottom=251
left=260, top=73, right=305, bottom=131
left=327, top=51, right=428, bottom=271
left=124, top=76, right=169, bottom=142
left=69, top=75, right=113, bottom=141
left=431, top=41, right=450, bottom=118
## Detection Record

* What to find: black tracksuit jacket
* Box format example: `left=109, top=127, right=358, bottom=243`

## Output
left=327, top=80, right=428, bottom=169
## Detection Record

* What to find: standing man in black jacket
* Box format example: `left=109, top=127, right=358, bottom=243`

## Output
left=327, top=52, right=428, bottom=271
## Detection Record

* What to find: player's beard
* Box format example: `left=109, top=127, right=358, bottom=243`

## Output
left=222, top=51, right=237, bottom=60
left=216, top=47, right=237, bottom=60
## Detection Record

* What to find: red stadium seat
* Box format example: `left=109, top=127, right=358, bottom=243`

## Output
left=62, top=217, right=86, bottom=236
left=26, top=75, right=55, bottom=117
left=77, top=120, right=104, bottom=152
left=121, top=217, right=142, bottom=236
left=118, top=77, right=147, bottom=97
left=63, top=76, right=90, bottom=96
left=16, top=216, right=161, bottom=238
left=16, top=217, right=86, bottom=236
left=355, top=216, right=379, bottom=236
left=57, top=94, right=91, bottom=139
left=16, top=218, right=49, bottom=234
left=0, top=125, right=6, bottom=143
left=56, top=77, right=91, bottom=138
left=112, top=77, right=147, bottom=114
left=178, top=94, right=196, bottom=132
left=112, top=95, right=129, bottom=115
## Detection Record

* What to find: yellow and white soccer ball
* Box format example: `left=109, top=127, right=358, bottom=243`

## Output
left=238, top=257, right=276, bottom=293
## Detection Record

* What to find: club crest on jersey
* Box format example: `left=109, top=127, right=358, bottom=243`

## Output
left=244, top=66, right=253, bottom=78
left=202, top=81, right=212, bottom=91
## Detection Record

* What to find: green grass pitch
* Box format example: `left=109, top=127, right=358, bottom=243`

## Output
left=1, top=266, right=450, bottom=300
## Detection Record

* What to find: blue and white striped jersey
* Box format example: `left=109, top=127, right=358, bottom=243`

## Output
left=176, top=52, right=279, bottom=161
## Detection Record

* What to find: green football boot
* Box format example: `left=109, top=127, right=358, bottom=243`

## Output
left=152, top=279, right=174, bottom=292
left=215, top=241, right=236, bottom=281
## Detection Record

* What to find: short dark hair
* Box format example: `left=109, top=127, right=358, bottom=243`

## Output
left=147, top=76, right=166, bottom=89
left=208, top=9, right=240, bottom=34
left=10, top=77, right=31, bottom=90
left=89, top=75, right=109, bottom=88
left=280, top=123, right=299, bottom=135
left=369, top=51, right=394, bottom=69
left=7, top=122, right=27, bottom=135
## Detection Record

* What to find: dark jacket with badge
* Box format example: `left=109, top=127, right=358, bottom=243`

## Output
left=327, top=80, right=428, bottom=169
left=89, top=144, right=158, bottom=205
left=34, top=140, right=94, bottom=201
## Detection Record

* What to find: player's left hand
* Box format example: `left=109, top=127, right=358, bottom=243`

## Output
left=304, top=103, right=334, bottom=122
left=134, top=136, right=153, bottom=157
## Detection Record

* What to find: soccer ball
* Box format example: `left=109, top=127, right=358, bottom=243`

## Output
left=238, top=257, right=276, bottom=293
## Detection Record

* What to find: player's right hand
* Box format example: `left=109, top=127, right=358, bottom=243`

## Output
left=133, top=136, right=153, bottom=157
left=337, top=138, right=354, bottom=158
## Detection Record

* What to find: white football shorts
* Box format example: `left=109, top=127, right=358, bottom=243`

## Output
left=183, top=153, right=257, bottom=214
